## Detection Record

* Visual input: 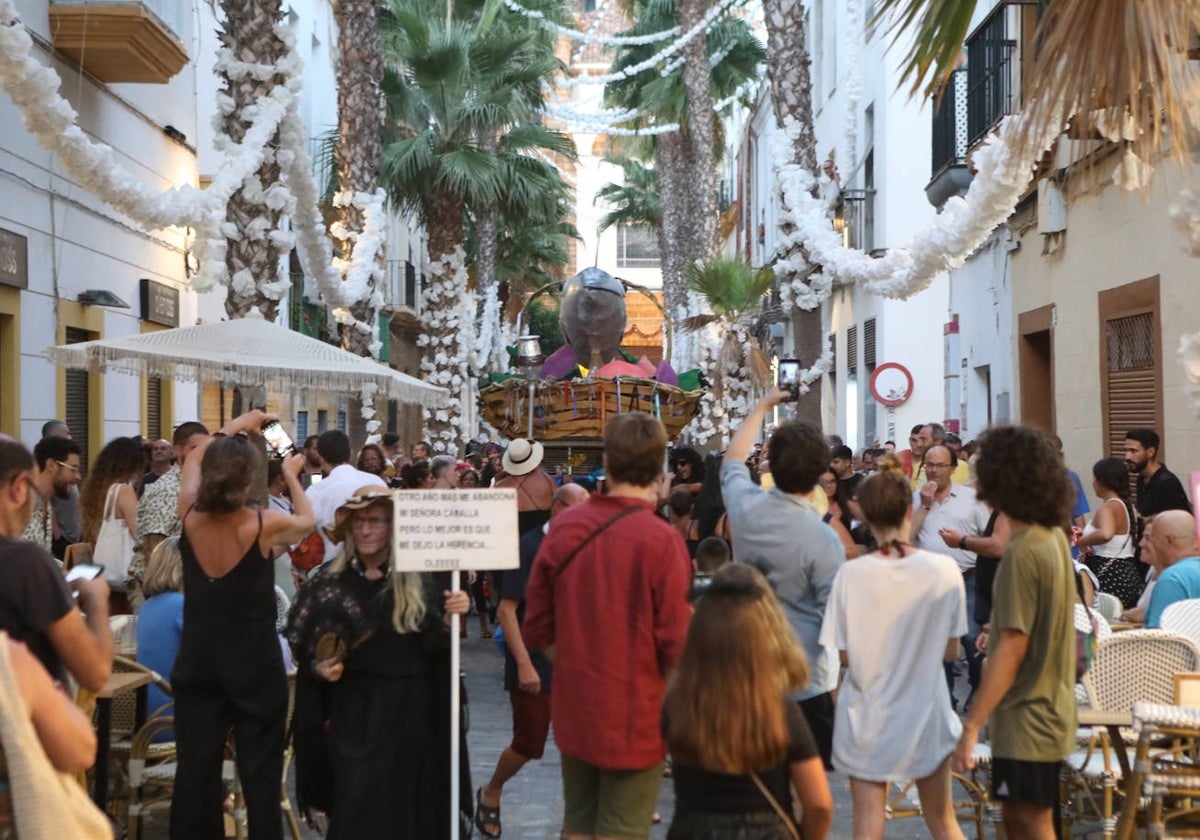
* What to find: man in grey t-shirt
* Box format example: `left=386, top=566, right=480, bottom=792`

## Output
left=721, top=389, right=844, bottom=767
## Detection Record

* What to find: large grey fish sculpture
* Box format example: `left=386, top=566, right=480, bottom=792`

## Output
left=559, top=267, right=626, bottom=371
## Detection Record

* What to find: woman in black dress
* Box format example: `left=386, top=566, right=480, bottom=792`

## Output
left=170, top=412, right=314, bottom=840
left=290, top=487, right=470, bottom=839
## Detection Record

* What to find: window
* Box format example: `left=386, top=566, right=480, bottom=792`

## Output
left=64, top=327, right=91, bottom=473
left=146, top=378, right=163, bottom=441
left=616, top=225, right=660, bottom=269
left=846, top=324, right=858, bottom=375
left=296, top=410, right=309, bottom=441
left=966, top=6, right=1016, bottom=144
left=863, top=318, right=877, bottom=443
left=317, top=409, right=329, bottom=433
left=1099, top=275, right=1161, bottom=461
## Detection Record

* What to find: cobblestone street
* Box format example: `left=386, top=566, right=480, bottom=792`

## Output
left=139, top=633, right=980, bottom=839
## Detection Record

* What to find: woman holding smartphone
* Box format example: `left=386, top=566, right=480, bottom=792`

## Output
left=819, top=457, right=967, bottom=840
left=169, top=411, right=314, bottom=840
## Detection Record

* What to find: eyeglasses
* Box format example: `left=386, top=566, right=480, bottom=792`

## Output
left=924, top=462, right=952, bottom=469
left=55, top=460, right=81, bottom=475
left=353, top=515, right=391, bottom=529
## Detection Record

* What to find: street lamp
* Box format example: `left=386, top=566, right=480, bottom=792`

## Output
left=516, top=335, right=543, bottom=439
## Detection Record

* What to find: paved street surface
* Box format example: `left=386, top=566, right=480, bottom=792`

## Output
left=141, top=634, right=981, bottom=838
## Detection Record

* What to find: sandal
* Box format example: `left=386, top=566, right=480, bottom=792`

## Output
left=475, top=787, right=502, bottom=838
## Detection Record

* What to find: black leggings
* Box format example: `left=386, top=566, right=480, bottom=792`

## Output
left=169, top=672, right=287, bottom=840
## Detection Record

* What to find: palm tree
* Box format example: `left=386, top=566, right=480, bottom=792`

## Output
left=378, top=0, right=575, bottom=449
left=876, top=0, right=1200, bottom=170
left=332, top=0, right=386, bottom=359
left=759, top=0, right=822, bottom=427
left=680, top=257, right=774, bottom=446
left=604, top=2, right=763, bottom=370
left=219, top=0, right=290, bottom=321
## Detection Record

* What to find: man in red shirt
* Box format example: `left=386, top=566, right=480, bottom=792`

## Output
left=524, top=413, right=692, bottom=840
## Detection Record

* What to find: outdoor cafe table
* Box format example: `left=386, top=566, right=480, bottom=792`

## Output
left=93, top=670, right=153, bottom=808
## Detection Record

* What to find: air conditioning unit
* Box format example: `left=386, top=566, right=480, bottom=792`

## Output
left=1037, top=179, right=1066, bottom=235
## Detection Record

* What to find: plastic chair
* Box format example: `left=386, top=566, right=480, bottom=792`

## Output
left=1160, top=599, right=1200, bottom=650
left=1065, top=631, right=1200, bottom=839
left=1095, top=591, right=1124, bottom=621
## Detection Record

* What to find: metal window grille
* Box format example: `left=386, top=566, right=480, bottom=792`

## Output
left=1104, top=312, right=1157, bottom=459
left=966, top=7, right=1016, bottom=145
left=616, top=225, right=661, bottom=269
left=296, top=411, right=309, bottom=442
left=931, top=68, right=969, bottom=175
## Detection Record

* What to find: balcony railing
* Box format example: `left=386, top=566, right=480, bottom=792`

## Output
left=966, top=7, right=1017, bottom=145
left=48, top=1, right=189, bottom=83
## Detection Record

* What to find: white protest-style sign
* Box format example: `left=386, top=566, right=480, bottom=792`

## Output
left=390, top=489, right=520, bottom=572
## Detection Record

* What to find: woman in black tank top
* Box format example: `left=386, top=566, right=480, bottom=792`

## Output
left=169, top=420, right=315, bottom=840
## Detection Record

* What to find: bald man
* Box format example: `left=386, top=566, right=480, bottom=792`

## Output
left=477, top=482, right=589, bottom=838
left=1144, top=510, right=1200, bottom=628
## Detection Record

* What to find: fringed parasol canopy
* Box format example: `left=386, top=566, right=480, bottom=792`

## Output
left=44, top=314, right=447, bottom=409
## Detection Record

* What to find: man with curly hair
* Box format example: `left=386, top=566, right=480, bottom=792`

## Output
left=951, top=426, right=1076, bottom=840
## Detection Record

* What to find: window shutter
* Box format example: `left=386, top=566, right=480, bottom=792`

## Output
left=847, top=325, right=858, bottom=374
left=146, top=378, right=162, bottom=441
left=863, top=318, right=877, bottom=367
left=1104, top=312, right=1156, bottom=458
left=64, top=327, right=90, bottom=473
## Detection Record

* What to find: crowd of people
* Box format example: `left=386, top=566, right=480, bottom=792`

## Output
left=0, top=399, right=1194, bottom=840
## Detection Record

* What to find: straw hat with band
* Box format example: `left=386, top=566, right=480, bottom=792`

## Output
left=502, top=439, right=544, bottom=476
left=325, top=486, right=395, bottom=543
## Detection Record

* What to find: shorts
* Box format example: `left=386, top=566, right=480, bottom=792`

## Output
left=991, top=757, right=1061, bottom=809
left=797, top=692, right=834, bottom=770
left=561, top=754, right=664, bottom=840
left=508, top=689, right=551, bottom=760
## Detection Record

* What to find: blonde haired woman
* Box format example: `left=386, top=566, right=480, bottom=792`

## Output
left=664, top=564, right=833, bottom=840
left=136, top=536, right=183, bottom=724
left=287, top=487, right=469, bottom=840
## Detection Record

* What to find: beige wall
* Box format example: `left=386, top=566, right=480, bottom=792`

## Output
left=1010, top=155, right=1200, bottom=502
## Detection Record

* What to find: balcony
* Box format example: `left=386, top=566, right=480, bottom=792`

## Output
left=48, top=1, right=188, bottom=84
left=926, top=68, right=972, bottom=208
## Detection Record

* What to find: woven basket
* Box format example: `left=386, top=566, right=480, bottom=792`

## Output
left=479, top=376, right=702, bottom=442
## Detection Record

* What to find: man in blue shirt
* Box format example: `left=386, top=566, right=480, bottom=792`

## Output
left=721, top=388, right=844, bottom=767
left=1144, top=510, right=1200, bottom=628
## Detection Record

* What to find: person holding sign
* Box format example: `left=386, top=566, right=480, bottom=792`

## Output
left=289, top=487, right=471, bottom=840
left=524, top=414, right=692, bottom=840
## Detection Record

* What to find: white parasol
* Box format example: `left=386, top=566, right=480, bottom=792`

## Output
left=44, top=313, right=447, bottom=408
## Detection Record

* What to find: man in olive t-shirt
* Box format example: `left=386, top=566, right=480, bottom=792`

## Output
left=952, top=426, right=1078, bottom=840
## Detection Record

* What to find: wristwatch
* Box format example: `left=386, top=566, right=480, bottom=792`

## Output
left=959, top=535, right=969, bottom=550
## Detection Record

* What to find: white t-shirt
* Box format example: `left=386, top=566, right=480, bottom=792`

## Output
left=912, top=485, right=991, bottom=572
left=820, top=548, right=967, bottom=782
left=305, top=464, right=387, bottom=562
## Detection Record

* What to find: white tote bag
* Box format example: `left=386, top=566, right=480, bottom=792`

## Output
left=0, top=633, right=112, bottom=840
left=93, top=484, right=133, bottom=585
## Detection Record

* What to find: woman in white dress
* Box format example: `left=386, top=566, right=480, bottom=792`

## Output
left=819, top=457, right=967, bottom=840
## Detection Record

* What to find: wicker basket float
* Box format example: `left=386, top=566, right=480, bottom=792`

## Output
left=478, top=376, right=703, bottom=442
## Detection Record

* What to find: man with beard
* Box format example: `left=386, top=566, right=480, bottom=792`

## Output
left=23, top=436, right=82, bottom=552
left=1125, top=428, right=1190, bottom=522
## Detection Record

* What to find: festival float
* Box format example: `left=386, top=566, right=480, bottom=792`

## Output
left=478, top=268, right=704, bottom=462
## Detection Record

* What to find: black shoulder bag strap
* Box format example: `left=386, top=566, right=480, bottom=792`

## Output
left=553, top=505, right=644, bottom=581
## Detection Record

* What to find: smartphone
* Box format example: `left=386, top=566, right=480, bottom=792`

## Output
left=66, top=563, right=105, bottom=583
left=261, top=421, right=297, bottom=458
left=778, top=358, right=802, bottom=402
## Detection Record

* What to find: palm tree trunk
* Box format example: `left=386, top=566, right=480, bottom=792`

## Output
left=333, top=0, right=385, bottom=359
left=473, top=204, right=502, bottom=372
left=421, top=196, right=474, bottom=451
left=220, top=0, right=288, bottom=321
left=676, top=0, right=719, bottom=259
left=762, top=0, right=822, bottom=427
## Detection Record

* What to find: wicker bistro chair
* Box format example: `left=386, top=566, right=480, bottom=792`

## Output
left=226, top=670, right=302, bottom=840
left=1064, top=632, right=1200, bottom=840
left=1096, top=592, right=1125, bottom=621
left=881, top=742, right=997, bottom=840
left=1162, top=599, right=1200, bottom=651
left=1120, top=702, right=1200, bottom=840
left=1077, top=604, right=1116, bottom=708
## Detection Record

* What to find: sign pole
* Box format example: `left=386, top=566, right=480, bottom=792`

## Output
left=450, top=568, right=461, bottom=840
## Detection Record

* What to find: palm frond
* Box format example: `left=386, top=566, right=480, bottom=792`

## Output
left=677, top=313, right=720, bottom=333
left=685, top=257, right=773, bottom=320
left=871, top=0, right=977, bottom=97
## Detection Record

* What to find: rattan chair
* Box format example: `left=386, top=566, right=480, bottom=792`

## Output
left=1065, top=631, right=1200, bottom=839
left=1077, top=603, right=1115, bottom=707
left=126, top=714, right=177, bottom=840
left=1120, top=702, right=1200, bottom=840
left=1161, top=599, right=1200, bottom=650
left=1096, top=591, right=1125, bottom=621
left=881, top=742, right=995, bottom=839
